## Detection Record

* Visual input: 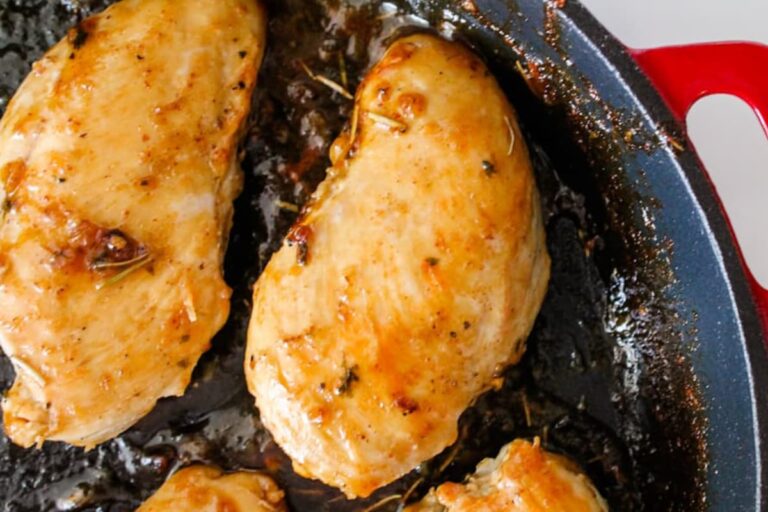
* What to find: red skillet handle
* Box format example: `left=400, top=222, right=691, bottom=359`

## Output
left=629, top=42, right=768, bottom=332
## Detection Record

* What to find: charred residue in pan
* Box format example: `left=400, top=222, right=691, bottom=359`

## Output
left=0, top=0, right=706, bottom=511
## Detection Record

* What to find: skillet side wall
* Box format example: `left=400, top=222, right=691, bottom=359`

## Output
left=564, top=2, right=768, bottom=509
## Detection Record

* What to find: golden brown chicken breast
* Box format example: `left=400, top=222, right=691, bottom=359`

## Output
left=0, top=0, right=266, bottom=448
left=137, top=466, right=286, bottom=512
left=245, top=34, right=550, bottom=497
left=406, top=439, right=608, bottom=512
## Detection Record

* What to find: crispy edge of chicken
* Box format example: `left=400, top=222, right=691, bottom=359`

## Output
left=0, top=0, right=266, bottom=448
left=406, top=439, right=608, bottom=512
left=246, top=34, right=551, bottom=497
left=137, top=466, right=287, bottom=512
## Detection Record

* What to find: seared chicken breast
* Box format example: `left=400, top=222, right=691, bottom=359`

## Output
left=246, top=34, right=550, bottom=497
left=406, top=439, right=608, bottom=512
left=137, top=466, right=286, bottom=512
left=0, top=0, right=266, bottom=448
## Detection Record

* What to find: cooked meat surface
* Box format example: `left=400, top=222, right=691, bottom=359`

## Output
left=406, top=439, right=608, bottom=512
left=245, top=34, right=550, bottom=498
left=0, top=0, right=266, bottom=448
left=137, top=466, right=286, bottom=512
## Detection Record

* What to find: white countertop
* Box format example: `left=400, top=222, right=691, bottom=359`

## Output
left=580, top=0, right=768, bottom=287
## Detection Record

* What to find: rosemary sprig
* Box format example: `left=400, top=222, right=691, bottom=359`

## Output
left=504, top=115, right=516, bottom=155
left=344, top=103, right=360, bottom=155
left=437, top=441, right=462, bottom=474
left=338, top=51, right=349, bottom=90
left=366, top=111, right=408, bottom=132
left=521, top=390, right=532, bottom=427
left=667, top=136, right=685, bottom=152
left=349, top=103, right=360, bottom=143
left=275, top=199, right=300, bottom=213
left=362, top=494, right=403, bottom=512
left=300, top=61, right=353, bottom=99
left=396, top=477, right=425, bottom=511
left=91, top=252, right=150, bottom=271
left=515, top=59, right=527, bottom=78
left=96, top=254, right=152, bottom=289
left=437, top=423, right=470, bottom=474
left=341, top=103, right=361, bottom=160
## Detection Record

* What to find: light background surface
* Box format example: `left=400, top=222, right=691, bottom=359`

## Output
left=579, top=0, right=768, bottom=286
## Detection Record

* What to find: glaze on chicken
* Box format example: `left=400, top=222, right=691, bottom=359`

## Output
left=0, top=0, right=266, bottom=448
left=246, top=34, right=550, bottom=497
left=406, top=439, right=608, bottom=512
left=137, top=466, right=286, bottom=512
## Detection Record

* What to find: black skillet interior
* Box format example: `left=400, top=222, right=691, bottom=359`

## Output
left=0, top=0, right=723, bottom=510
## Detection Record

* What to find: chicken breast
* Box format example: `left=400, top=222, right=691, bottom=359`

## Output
left=246, top=34, right=550, bottom=497
left=137, top=466, right=286, bottom=512
left=0, top=0, right=266, bottom=448
left=405, top=439, right=608, bottom=512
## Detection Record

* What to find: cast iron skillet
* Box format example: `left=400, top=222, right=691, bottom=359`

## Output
left=0, top=0, right=767, bottom=510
